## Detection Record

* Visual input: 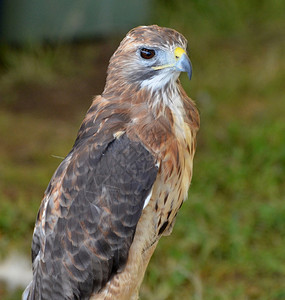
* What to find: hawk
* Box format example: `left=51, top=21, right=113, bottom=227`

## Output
left=23, top=25, right=200, bottom=300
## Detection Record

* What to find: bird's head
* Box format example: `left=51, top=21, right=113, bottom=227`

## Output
left=104, top=25, right=192, bottom=93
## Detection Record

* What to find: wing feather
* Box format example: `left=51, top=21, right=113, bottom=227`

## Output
left=26, top=133, right=158, bottom=300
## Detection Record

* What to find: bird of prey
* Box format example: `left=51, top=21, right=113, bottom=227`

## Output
left=23, top=25, right=200, bottom=300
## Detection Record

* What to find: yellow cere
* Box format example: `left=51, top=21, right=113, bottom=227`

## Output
left=174, top=47, right=186, bottom=60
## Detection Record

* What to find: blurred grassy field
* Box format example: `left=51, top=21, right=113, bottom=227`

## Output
left=1, top=0, right=285, bottom=299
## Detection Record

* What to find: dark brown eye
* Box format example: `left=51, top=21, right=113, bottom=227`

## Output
left=140, top=48, right=155, bottom=59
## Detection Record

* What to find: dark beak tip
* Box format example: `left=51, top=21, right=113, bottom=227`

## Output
left=176, top=53, right=192, bottom=80
left=187, top=69, right=192, bottom=80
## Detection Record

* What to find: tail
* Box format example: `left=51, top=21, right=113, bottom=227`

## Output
left=22, top=281, right=32, bottom=300
left=22, top=267, right=41, bottom=300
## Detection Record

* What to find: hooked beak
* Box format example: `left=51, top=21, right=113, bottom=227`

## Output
left=174, top=47, right=192, bottom=80
left=151, top=46, right=192, bottom=80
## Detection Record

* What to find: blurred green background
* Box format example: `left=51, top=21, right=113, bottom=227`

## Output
left=0, top=0, right=285, bottom=299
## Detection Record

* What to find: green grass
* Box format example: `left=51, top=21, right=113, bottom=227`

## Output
left=1, top=0, right=285, bottom=299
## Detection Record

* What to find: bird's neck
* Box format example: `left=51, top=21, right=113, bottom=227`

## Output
left=146, top=79, right=183, bottom=119
left=102, top=78, right=186, bottom=128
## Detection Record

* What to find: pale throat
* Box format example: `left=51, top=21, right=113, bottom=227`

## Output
left=147, top=78, right=187, bottom=140
left=140, top=68, right=180, bottom=92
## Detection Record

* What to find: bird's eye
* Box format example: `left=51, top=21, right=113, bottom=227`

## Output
left=140, top=48, right=156, bottom=59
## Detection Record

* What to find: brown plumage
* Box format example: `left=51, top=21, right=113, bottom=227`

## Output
left=23, top=25, right=199, bottom=300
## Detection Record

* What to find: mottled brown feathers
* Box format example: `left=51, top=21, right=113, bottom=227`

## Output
left=24, top=25, right=199, bottom=300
